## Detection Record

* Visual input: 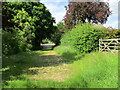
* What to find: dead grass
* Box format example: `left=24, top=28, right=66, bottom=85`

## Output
left=21, top=50, right=73, bottom=82
left=3, top=50, right=72, bottom=83
left=26, top=64, right=72, bottom=82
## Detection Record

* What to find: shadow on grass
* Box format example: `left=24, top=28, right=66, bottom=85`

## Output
left=61, top=51, right=85, bottom=62
left=62, top=52, right=77, bottom=61
left=2, top=51, right=68, bottom=82
left=2, top=47, right=84, bottom=85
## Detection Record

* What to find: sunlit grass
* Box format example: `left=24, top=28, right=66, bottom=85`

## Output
left=2, top=50, right=72, bottom=88
left=3, top=47, right=118, bottom=88
left=54, top=46, right=118, bottom=88
left=69, top=52, right=118, bottom=88
left=25, top=64, right=72, bottom=82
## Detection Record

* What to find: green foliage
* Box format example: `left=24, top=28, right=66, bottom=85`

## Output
left=2, top=30, right=20, bottom=55
left=57, top=22, right=65, bottom=32
left=59, top=23, right=120, bottom=54
left=61, top=23, right=108, bottom=53
left=13, top=8, right=35, bottom=47
left=54, top=46, right=79, bottom=61
left=2, top=8, right=34, bottom=55
left=49, top=23, right=64, bottom=45
left=42, top=38, right=50, bottom=44
left=103, top=28, right=120, bottom=39
left=2, top=29, right=31, bottom=56
left=2, top=2, right=56, bottom=55
left=49, top=30, right=62, bottom=45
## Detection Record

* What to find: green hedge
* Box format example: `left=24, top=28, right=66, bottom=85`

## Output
left=61, top=23, right=120, bottom=53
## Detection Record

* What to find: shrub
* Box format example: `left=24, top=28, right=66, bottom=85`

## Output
left=2, top=30, right=20, bottom=55
left=2, top=29, right=31, bottom=56
left=61, top=23, right=119, bottom=53
left=49, top=25, right=63, bottom=46
left=104, top=28, right=120, bottom=39
left=61, top=23, right=110, bottom=53
left=54, top=46, right=78, bottom=61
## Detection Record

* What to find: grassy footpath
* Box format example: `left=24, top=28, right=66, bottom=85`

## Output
left=2, top=50, right=73, bottom=88
left=2, top=47, right=118, bottom=88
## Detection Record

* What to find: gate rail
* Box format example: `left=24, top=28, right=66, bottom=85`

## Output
left=99, top=38, right=120, bottom=53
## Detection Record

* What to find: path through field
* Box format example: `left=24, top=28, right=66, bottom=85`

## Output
left=26, top=50, right=72, bottom=81
left=3, top=47, right=72, bottom=82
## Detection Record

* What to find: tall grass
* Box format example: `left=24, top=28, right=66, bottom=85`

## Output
left=54, top=46, right=118, bottom=88
left=68, top=52, right=118, bottom=88
left=3, top=49, right=118, bottom=88
left=54, top=46, right=84, bottom=62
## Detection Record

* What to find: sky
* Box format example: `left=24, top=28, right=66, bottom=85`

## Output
left=41, top=0, right=119, bottom=29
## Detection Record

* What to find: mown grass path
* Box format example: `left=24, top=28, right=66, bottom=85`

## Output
left=3, top=49, right=72, bottom=82
left=26, top=50, right=72, bottom=81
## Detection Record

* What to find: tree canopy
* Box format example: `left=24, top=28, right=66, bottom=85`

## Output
left=64, top=2, right=111, bottom=29
left=2, top=2, right=56, bottom=50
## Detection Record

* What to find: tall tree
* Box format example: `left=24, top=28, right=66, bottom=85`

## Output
left=49, top=22, right=65, bottom=46
left=2, top=2, right=56, bottom=50
left=64, top=2, right=111, bottom=29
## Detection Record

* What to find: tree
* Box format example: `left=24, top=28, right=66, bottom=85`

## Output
left=2, top=3, right=35, bottom=55
left=64, top=2, right=111, bottom=29
left=49, top=22, right=65, bottom=46
left=2, top=2, right=56, bottom=50
left=57, top=22, right=65, bottom=32
left=12, top=8, right=35, bottom=49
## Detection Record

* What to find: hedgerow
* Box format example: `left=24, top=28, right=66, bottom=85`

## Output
left=60, top=23, right=119, bottom=53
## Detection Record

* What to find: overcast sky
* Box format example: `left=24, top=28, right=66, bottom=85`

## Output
left=41, top=0, right=119, bottom=29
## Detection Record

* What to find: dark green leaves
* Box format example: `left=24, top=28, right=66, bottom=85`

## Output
left=2, top=2, right=56, bottom=54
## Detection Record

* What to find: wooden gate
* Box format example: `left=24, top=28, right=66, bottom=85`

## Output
left=99, top=38, right=120, bottom=53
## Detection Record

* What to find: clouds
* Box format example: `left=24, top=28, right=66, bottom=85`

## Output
left=103, top=0, right=119, bottom=29
left=103, top=19, right=118, bottom=28
left=41, top=0, right=119, bottom=28
left=41, top=0, right=68, bottom=24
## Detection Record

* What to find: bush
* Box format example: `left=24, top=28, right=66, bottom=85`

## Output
left=61, top=23, right=110, bottom=53
left=103, top=28, right=120, bottom=39
left=2, top=30, right=20, bottom=55
left=2, top=29, right=31, bottom=56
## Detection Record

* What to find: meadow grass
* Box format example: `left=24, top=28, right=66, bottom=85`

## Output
left=68, top=52, right=118, bottom=88
left=2, top=46, right=118, bottom=88
left=54, top=46, right=118, bottom=88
